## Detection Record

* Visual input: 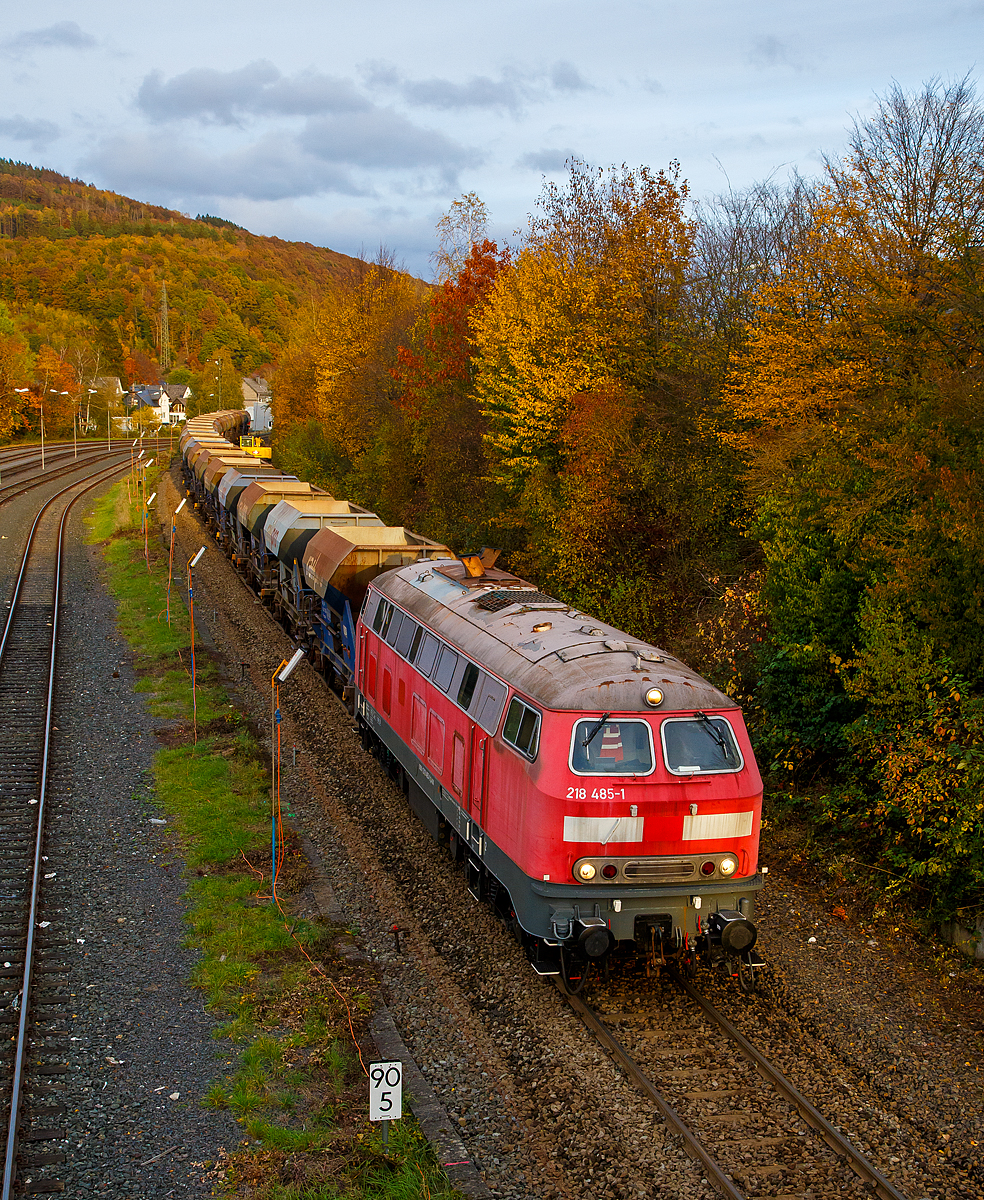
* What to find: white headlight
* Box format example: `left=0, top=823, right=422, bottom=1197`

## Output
left=576, top=862, right=596, bottom=882
left=719, top=855, right=738, bottom=877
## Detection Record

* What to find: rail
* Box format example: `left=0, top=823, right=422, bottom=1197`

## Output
left=1, top=460, right=132, bottom=1199
left=556, top=975, right=910, bottom=1200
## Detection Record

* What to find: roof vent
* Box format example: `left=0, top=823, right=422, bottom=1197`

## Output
left=476, top=589, right=560, bottom=612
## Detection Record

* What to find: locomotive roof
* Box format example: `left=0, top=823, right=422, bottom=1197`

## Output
left=374, top=560, right=736, bottom=714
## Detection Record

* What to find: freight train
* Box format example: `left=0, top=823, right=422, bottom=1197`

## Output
left=179, top=411, right=766, bottom=990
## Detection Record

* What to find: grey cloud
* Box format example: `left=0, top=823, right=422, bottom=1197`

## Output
left=550, top=61, right=591, bottom=92
left=362, top=59, right=592, bottom=113
left=516, top=148, right=577, bottom=172
left=2, top=21, right=97, bottom=55
left=300, top=109, right=480, bottom=173
left=400, top=74, right=528, bottom=113
left=137, top=63, right=369, bottom=125
left=84, top=131, right=365, bottom=202
left=0, top=115, right=60, bottom=149
left=640, top=75, right=666, bottom=96
left=748, top=36, right=810, bottom=71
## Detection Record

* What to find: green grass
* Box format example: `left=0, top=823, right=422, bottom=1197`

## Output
left=89, top=470, right=462, bottom=1200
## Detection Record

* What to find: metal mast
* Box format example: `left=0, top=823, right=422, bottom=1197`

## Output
left=159, top=282, right=172, bottom=372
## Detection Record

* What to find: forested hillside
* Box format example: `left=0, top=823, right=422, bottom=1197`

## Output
left=0, top=159, right=364, bottom=436
left=272, top=80, right=984, bottom=924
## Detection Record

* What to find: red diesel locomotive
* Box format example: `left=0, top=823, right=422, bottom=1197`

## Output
left=356, top=555, right=765, bottom=988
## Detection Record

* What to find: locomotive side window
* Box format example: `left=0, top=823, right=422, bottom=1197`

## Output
left=395, top=616, right=417, bottom=658
left=503, top=698, right=540, bottom=760
left=474, top=676, right=508, bottom=735
left=457, top=663, right=480, bottom=710
left=372, top=600, right=389, bottom=634
left=361, top=590, right=377, bottom=624
left=570, top=719, right=655, bottom=776
left=416, top=633, right=440, bottom=677
left=385, top=609, right=404, bottom=647
left=408, top=625, right=424, bottom=663
left=661, top=716, right=743, bottom=775
left=433, top=645, right=458, bottom=692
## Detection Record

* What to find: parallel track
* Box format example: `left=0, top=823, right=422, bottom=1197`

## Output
left=0, top=461, right=131, bottom=1198
left=561, top=976, right=909, bottom=1200
left=0, top=441, right=160, bottom=507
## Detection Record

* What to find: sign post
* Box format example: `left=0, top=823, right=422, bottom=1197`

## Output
left=369, top=1061, right=403, bottom=1151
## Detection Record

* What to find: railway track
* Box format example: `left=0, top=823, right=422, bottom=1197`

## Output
left=561, top=972, right=909, bottom=1200
left=0, top=441, right=157, bottom=507
left=0, top=461, right=131, bottom=1198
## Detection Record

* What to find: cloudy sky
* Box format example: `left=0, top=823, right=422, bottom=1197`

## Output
left=1, top=1, right=979, bottom=276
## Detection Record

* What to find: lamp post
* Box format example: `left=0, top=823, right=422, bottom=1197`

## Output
left=13, top=387, right=40, bottom=468
left=167, top=497, right=187, bottom=624
left=270, top=648, right=305, bottom=905
left=187, top=546, right=206, bottom=743
left=45, top=391, right=67, bottom=471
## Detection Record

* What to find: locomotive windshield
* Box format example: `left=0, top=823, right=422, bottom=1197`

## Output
left=661, top=715, right=743, bottom=774
left=570, top=719, right=655, bottom=776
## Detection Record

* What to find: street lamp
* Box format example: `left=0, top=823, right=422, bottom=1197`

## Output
left=13, top=388, right=40, bottom=470
left=188, top=546, right=207, bottom=742
left=46, top=391, right=69, bottom=472
left=270, top=647, right=306, bottom=904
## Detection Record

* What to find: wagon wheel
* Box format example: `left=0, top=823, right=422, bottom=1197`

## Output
left=559, top=949, right=588, bottom=995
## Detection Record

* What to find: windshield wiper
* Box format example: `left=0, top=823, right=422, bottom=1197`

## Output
left=582, top=712, right=613, bottom=748
left=695, top=711, right=731, bottom=758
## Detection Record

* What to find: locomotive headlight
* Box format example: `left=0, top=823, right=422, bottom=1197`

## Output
left=645, top=687, right=663, bottom=707
left=576, top=862, right=596, bottom=882
left=719, top=855, right=738, bottom=877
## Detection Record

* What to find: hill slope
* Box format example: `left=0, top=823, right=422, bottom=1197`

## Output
left=0, top=159, right=363, bottom=381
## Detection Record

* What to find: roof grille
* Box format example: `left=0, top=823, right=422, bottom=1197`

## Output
left=476, top=589, right=561, bottom=612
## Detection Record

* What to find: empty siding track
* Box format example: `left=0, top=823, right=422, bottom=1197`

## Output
left=561, top=974, right=910, bottom=1200
left=0, top=461, right=130, bottom=1198
left=0, top=441, right=153, bottom=507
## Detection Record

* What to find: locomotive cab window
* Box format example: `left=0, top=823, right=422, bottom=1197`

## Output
left=502, top=698, right=540, bottom=760
left=661, top=715, right=743, bottom=775
left=570, top=719, right=655, bottom=776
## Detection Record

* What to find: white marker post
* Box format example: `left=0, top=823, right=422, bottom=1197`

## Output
left=369, top=1061, right=403, bottom=1151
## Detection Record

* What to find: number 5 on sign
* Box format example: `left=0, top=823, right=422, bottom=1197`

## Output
left=369, top=1061, right=403, bottom=1122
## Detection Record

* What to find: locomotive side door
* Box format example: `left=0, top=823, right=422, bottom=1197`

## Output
left=470, top=726, right=486, bottom=824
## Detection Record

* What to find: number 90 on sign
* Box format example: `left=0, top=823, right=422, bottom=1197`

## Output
left=369, top=1061, right=403, bottom=1122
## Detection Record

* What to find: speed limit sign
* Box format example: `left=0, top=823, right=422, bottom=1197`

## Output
left=369, top=1061, right=403, bottom=1122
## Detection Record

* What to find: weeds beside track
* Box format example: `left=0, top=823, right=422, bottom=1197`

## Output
left=87, top=471, right=462, bottom=1200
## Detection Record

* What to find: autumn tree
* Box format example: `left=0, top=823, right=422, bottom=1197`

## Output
left=471, top=160, right=746, bottom=639
left=189, top=350, right=242, bottom=418
left=272, top=255, right=424, bottom=515
left=393, top=238, right=510, bottom=546
left=0, top=302, right=33, bottom=440
left=724, top=78, right=984, bottom=915
left=432, top=193, right=490, bottom=282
